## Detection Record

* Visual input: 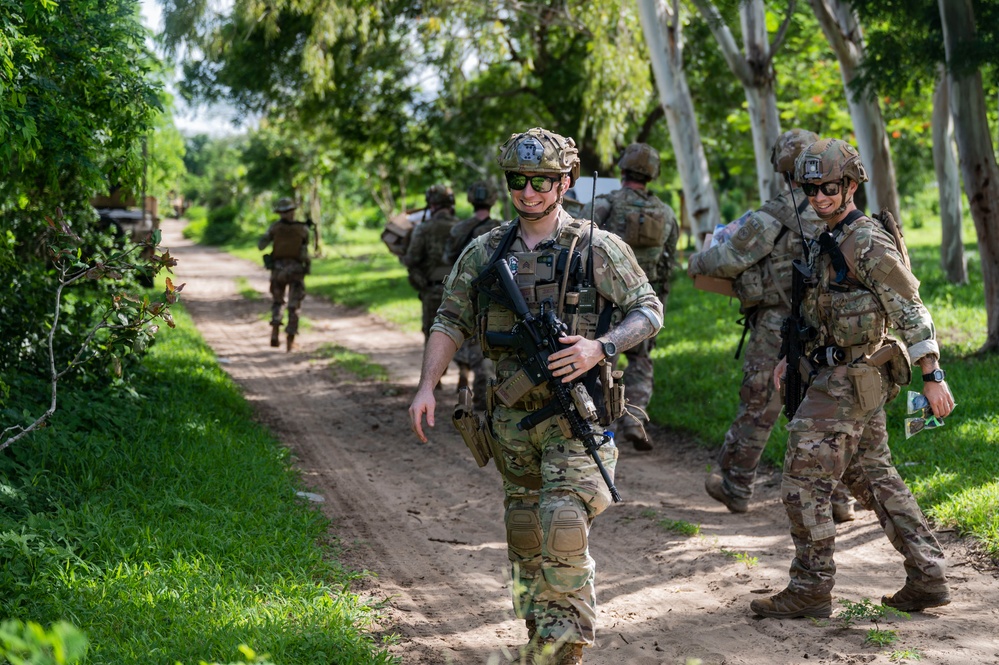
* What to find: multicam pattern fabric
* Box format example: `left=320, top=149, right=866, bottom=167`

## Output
left=268, top=258, right=307, bottom=334
left=432, top=209, right=660, bottom=646
left=782, top=214, right=946, bottom=596
left=403, top=208, right=460, bottom=336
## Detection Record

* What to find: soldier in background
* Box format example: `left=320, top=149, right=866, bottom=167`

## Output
left=258, top=197, right=311, bottom=351
left=687, top=130, right=857, bottom=521
left=583, top=143, right=679, bottom=450
left=403, top=185, right=461, bottom=343
left=443, top=181, right=501, bottom=411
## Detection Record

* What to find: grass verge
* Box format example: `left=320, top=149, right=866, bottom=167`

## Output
left=0, top=305, right=396, bottom=665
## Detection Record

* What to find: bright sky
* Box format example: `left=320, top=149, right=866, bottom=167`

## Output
left=140, top=0, right=249, bottom=137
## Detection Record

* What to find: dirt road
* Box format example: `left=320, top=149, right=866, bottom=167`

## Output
left=164, top=218, right=999, bottom=665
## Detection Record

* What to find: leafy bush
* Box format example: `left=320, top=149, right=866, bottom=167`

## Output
left=0, top=620, right=88, bottom=665
left=203, top=203, right=243, bottom=245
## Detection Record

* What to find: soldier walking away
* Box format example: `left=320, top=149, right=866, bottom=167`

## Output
left=751, top=138, right=956, bottom=620
left=258, top=197, right=311, bottom=351
left=582, top=143, right=679, bottom=450
left=403, top=185, right=461, bottom=344
left=688, top=130, right=857, bottom=520
left=409, top=128, right=662, bottom=664
left=444, top=181, right=502, bottom=412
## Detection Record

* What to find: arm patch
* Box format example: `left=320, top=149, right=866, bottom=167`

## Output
left=871, top=252, right=919, bottom=299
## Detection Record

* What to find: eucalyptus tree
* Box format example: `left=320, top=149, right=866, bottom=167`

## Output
left=688, top=0, right=796, bottom=203
left=932, top=66, right=968, bottom=285
left=639, top=0, right=721, bottom=236
left=806, top=0, right=901, bottom=224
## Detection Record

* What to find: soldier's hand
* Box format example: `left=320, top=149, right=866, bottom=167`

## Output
left=547, top=335, right=603, bottom=383
left=774, top=357, right=788, bottom=391
left=923, top=380, right=955, bottom=419
left=687, top=253, right=702, bottom=278
left=409, top=389, right=437, bottom=443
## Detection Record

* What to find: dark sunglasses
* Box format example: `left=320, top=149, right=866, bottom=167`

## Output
left=506, top=172, right=560, bottom=193
left=801, top=180, right=843, bottom=197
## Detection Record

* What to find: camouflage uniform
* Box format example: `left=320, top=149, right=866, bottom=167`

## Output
left=403, top=205, right=460, bottom=339
left=432, top=209, right=663, bottom=646
left=444, top=211, right=501, bottom=411
left=775, top=140, right=947, bottom=603
left=258, top=209, right=311, bottom=338
left=689, top=191, right=853, bottom=512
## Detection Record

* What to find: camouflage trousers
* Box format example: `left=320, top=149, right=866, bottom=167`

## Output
left=717, top=307, right=852, bottom=508
left=782, top=363, right=946, bottom=595
left=420, top=285, right=445, bottom=340
left=492, top=406, right=618, bottom=646
left=269, top=260, right=307, bottom=335
left=453, top=338, right=493, bottom=412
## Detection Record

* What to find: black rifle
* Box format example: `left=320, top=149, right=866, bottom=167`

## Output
left=473, top=257, right=621, bottom=502
left=780, top=259, right=814, bottom=419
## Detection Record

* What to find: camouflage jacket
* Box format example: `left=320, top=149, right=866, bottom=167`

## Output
left=586, top=187, right=679, bottom=303
left=432, top=209, right=663, bottom=384
left=692, top=188, right=822, bottom=312
left=403, top=207, right=460, bottom=292
left=803, top=215, right=938, bottom=363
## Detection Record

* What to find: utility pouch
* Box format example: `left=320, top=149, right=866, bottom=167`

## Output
left=494, top=369, right=535, bottom=407
left=847, top=363, right=883, bottom=412
left=868, top=337, right=912, bottom=388
left=452, top=387, right=491, bottom=468
left=732, top=264, right=765, bottom=309
left=600, top=362, right=626, bottom=425
left=797, top=356, right=817, bottom=387
left=263, top=253, right=274, bottom=270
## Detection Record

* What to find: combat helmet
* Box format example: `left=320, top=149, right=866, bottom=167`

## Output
left=496, top=127, right=580, bottom=184
left=273, top=197, right=297, bottom=213
left=770, top=129, right=819, bottom=175
left=466, top=180, right=498, bottom=208
left=618, top=142, right=660, bottom=181
left=794, top=138, right=869, bottom=185
left=425, top=184, right=455, bottom=208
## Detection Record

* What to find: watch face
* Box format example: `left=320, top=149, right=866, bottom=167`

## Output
left=602, top=341, right=617, bottom=357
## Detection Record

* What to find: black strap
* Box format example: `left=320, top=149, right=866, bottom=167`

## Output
left=818, top=210, right=865, bottom=283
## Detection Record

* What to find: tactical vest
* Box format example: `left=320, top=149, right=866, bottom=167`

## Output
left=477, top=220, right=607, bottom=364
left=419, top=209, right=461, bottom=284
left=271, top=221, right=309, bottom=260
left=804, top=216, right=888, bottom=352
left=597, top=188, right=677, bottom=281
left=731, top=193, right=820, bottom=310
left=443, top=215, right=500, bottom=265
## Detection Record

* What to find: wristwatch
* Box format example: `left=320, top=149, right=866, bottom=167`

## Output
left=922, top=368, right=946, bottom=383
left=598, top=337, right=618, bottom=358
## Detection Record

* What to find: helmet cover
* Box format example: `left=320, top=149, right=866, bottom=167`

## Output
left=425, top=184, right=455, bottom=207
left=618, top=142, right=660, bottom=180
left=466, top=180, right=498, bottom=208
left=273, top=197, right=297, bottom=213
left=770, top=129, right=820, bottom=174
left=794, top=138, right=869, bottom=185
left=496, top=127, right=580, bottom=185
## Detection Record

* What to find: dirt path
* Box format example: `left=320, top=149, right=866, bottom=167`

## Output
left=163, top=217, right=999, bottom=665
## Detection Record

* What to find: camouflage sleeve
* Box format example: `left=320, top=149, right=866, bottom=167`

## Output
left=592, top=230, right=663, bottom=332
left=691, top=210, right=780, bottom=279
left=429, top=237, right=487, bottom=348
left=853, top=225, right=939, bottom=362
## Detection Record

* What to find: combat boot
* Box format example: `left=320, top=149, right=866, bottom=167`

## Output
left=832, top=501, right=856, bottom=523
left=525, top=617, right=536, bottom=642
left=882, top=580, right=951, bottom=612
left=270, top=324, right=280, bottom=347
left=750, top=586, right=832, bottom=619
left=286, top=334, right=295, bottom=352
left=621, top=421, right=652, bottom=451
left=533, top=640, right=582, bottom=665
left=705, top=473, right=749, bottom=513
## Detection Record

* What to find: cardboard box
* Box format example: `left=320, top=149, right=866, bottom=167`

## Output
left=691, top=233, right=736, bottom=297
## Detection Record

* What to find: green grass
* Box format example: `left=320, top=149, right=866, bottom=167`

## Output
left=235, top=276, right=262, bottom=301
left=720, top=549, right=759, bottom=568
left=312, top=344, right=389, bottom=382
left=0, top=306, right=396, bottom=664
left=213, top=203, right=997, bottom=558
left=889, top=647, right=923, bottom=662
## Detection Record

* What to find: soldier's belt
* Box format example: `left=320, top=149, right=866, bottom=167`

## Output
left=809, top=342, right=880, bottom=367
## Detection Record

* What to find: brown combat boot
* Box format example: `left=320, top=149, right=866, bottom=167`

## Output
left=533, top=640, right=582, bottom=665
left=882, top=580, right=951, bottom=612
left=286, top=334, right=295, bottom=352
left=750, top=586, right=832, bottom=619
left=705, top=473, right=749, bottom=513
left=832, top=501, right=856, bottom=523
left=621, top=422, right=652, bottom=451
left=270, top=324, right=280, bottom=347
left=525, top=617, right=537, bottom=642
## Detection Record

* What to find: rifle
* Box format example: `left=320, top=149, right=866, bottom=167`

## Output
left=779, top=174, right=816, bottom=419
left=473, top=257, right=621, bottom=503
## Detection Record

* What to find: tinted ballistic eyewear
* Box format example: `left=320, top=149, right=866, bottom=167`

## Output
left=801, top=180, right=843, bottom=197
left=506, top=172, right=560, bottom=193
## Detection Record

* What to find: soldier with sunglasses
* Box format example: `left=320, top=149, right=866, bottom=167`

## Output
left=752, top=138, right=956, bottom=619
left=409, top=127, right=662, bottom=664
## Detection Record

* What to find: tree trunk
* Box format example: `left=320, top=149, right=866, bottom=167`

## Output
left=939, top=0, right=999, bottom=353
left=638, top=0, right=720, bottom=238
left=808, top=0, right=900, bottom=224
left=308, top=176, right=323, bottom=256
left=932, top=66, right=967, bottom=285
left=689, top=0, right=781, bottom=204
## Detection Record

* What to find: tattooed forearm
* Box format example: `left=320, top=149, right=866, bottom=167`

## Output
left=606, top=310, right=658, bottom=354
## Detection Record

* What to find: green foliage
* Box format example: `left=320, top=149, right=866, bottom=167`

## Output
left=865, top=628, right=899, bottom=647
left=720, top=549, right=758, bottom=568
left=0, top=305, right=396, bottom=665
left=182, top=205, right=210, bottom=241
left=838, top=598, right=909, bottom=628
left=0, top=619, right=88, bottom=665
left=312, top=344, right=389, bottom=382
left=889, top=648, right=923, bottom=662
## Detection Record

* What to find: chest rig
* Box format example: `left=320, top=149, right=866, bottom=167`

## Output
left=271, top=221, right=308, bottom=260
left=601, top=188, right=671, bottom=280
left=804, top=212, right=887, bottom=353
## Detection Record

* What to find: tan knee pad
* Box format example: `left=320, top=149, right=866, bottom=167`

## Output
left=506, top=508, right=542, bottom=557
left=545, top=502, right=588, bottom=558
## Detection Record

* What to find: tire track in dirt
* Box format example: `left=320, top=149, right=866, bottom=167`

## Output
left=164, top=218, right=999, bottom=665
